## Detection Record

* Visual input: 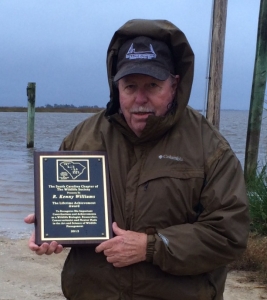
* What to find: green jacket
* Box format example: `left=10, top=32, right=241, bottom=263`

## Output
left=60, top=19, right=249, bottom=300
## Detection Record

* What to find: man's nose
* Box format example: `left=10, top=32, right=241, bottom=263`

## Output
left=135, top=88, right=148, bottom=104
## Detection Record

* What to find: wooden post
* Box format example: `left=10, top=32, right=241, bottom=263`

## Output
left=206, top=0, right=228, bottom=129
left=27, top=82, right=36, bottom=148
left=244, top=0, right=267, bottom=179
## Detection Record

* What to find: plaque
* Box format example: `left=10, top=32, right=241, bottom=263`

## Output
left=34, top=151, right=112, bottom=246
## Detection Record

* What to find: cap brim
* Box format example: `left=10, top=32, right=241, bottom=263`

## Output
left=114, top=62, right=170, bottom=81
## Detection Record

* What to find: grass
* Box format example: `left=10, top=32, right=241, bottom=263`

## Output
left=247, top=165, right=267, bottom=235
left=230, top=165, right=267, bottom=283
left=230, top=233, right=267, bottom=283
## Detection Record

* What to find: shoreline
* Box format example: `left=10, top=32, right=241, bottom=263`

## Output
left=0, top=107, right=248, bottom=113
left=0, top=107, right=103, bottom=113
left=0, top=236, right=266, bottom=300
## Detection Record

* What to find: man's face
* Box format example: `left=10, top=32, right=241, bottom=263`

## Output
left=118, top=74, right=179, bottom=137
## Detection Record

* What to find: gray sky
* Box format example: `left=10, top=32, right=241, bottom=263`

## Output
left=0, top=0, right=262, bottom=110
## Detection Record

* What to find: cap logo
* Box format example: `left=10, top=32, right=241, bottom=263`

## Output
left=126, top=43, right=156, bottom=60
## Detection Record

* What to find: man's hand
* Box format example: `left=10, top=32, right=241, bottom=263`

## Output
left=24, top=214, right=63, bottom=255
left=95, top=222, right=147, bottom=267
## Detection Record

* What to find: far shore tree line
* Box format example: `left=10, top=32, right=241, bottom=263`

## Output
left=0, top=104, right=104, bottom=113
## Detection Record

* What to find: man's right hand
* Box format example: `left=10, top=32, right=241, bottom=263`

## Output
left=24, top=214, right=63, bottom=255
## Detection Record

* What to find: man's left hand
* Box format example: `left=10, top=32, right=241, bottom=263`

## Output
left=95, top=222, right=147, bottom=267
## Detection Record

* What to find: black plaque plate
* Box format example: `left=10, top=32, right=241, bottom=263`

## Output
left=34, top=151, right=112, bottom=246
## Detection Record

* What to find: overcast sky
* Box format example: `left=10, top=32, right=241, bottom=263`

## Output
left=0, top=0, right=262, bottom=110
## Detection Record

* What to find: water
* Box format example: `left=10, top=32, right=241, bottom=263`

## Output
left=220, top=110, right=267, bottom=166
left=0, top=112, right=92, bottom=238
left=1, top=111, right=267, bottom=238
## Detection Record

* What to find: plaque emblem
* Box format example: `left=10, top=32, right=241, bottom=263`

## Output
left=57, top=160, right=90, bottom=181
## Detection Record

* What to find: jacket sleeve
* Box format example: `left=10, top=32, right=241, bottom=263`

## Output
left=152, top=147, right=250, bottom=276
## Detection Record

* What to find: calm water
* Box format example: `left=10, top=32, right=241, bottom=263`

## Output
left=1, top=111, right=267, bottom=238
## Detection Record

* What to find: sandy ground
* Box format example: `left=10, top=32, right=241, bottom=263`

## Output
left=0, top=237, right=266, bottom=300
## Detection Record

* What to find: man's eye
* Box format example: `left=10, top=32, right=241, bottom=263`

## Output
left=149, top=83, right=159, bottom=88
left=125, top=84, right=135, bottom=89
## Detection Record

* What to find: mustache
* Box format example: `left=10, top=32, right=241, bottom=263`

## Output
left=129, top=106, right=155, bottom=113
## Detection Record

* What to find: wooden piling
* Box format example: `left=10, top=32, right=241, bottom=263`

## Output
left=244, top=0, right=267, bottom=180
left=27, top=82, right=36, bottom=148
left=206, top=0, right=228, bottom=129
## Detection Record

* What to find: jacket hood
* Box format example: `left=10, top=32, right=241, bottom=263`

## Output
left=105, top=19, right=194, bottom=143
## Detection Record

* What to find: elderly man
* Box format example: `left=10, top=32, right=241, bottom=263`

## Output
left=25, top=19, right=249, bottom=300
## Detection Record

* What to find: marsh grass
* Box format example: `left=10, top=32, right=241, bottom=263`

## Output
left=230, top=233, right=267, bottom=283
left=230, top=165, right=267, bottom=283
left=247, top=165, right=267, bottom=235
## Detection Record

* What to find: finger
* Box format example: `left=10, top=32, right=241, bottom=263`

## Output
left=103, top=248, right=113, bottom=256
left=113, top=262, right=124, bottom=268
left=106, top=255, right=117, bottom=264
left=95, top=237, right=117, bottom=253
left=35, top=243, right=50, bottom=255
left=44, top=241, right=60, bottom=255
left=95, top=240, right=109, bottom=253
left=28, top=231, right=39, bottom=251
left=112, top=222, right=126, bottom=236
left=106, top=257, right=125, bottom=268
left=24, top=213, right=35, bottom=224
left=95, top=244, right=103, bottom=253
left=54, top=245, right=64, bottom=254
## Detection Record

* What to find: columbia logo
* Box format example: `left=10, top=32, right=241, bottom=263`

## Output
left=126, top=43, right=156, bottom=60
left=159, top=155, right=183, bottom=162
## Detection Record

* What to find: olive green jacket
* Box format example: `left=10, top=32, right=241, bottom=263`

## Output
left=60, top=19, right=249, bottom=300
